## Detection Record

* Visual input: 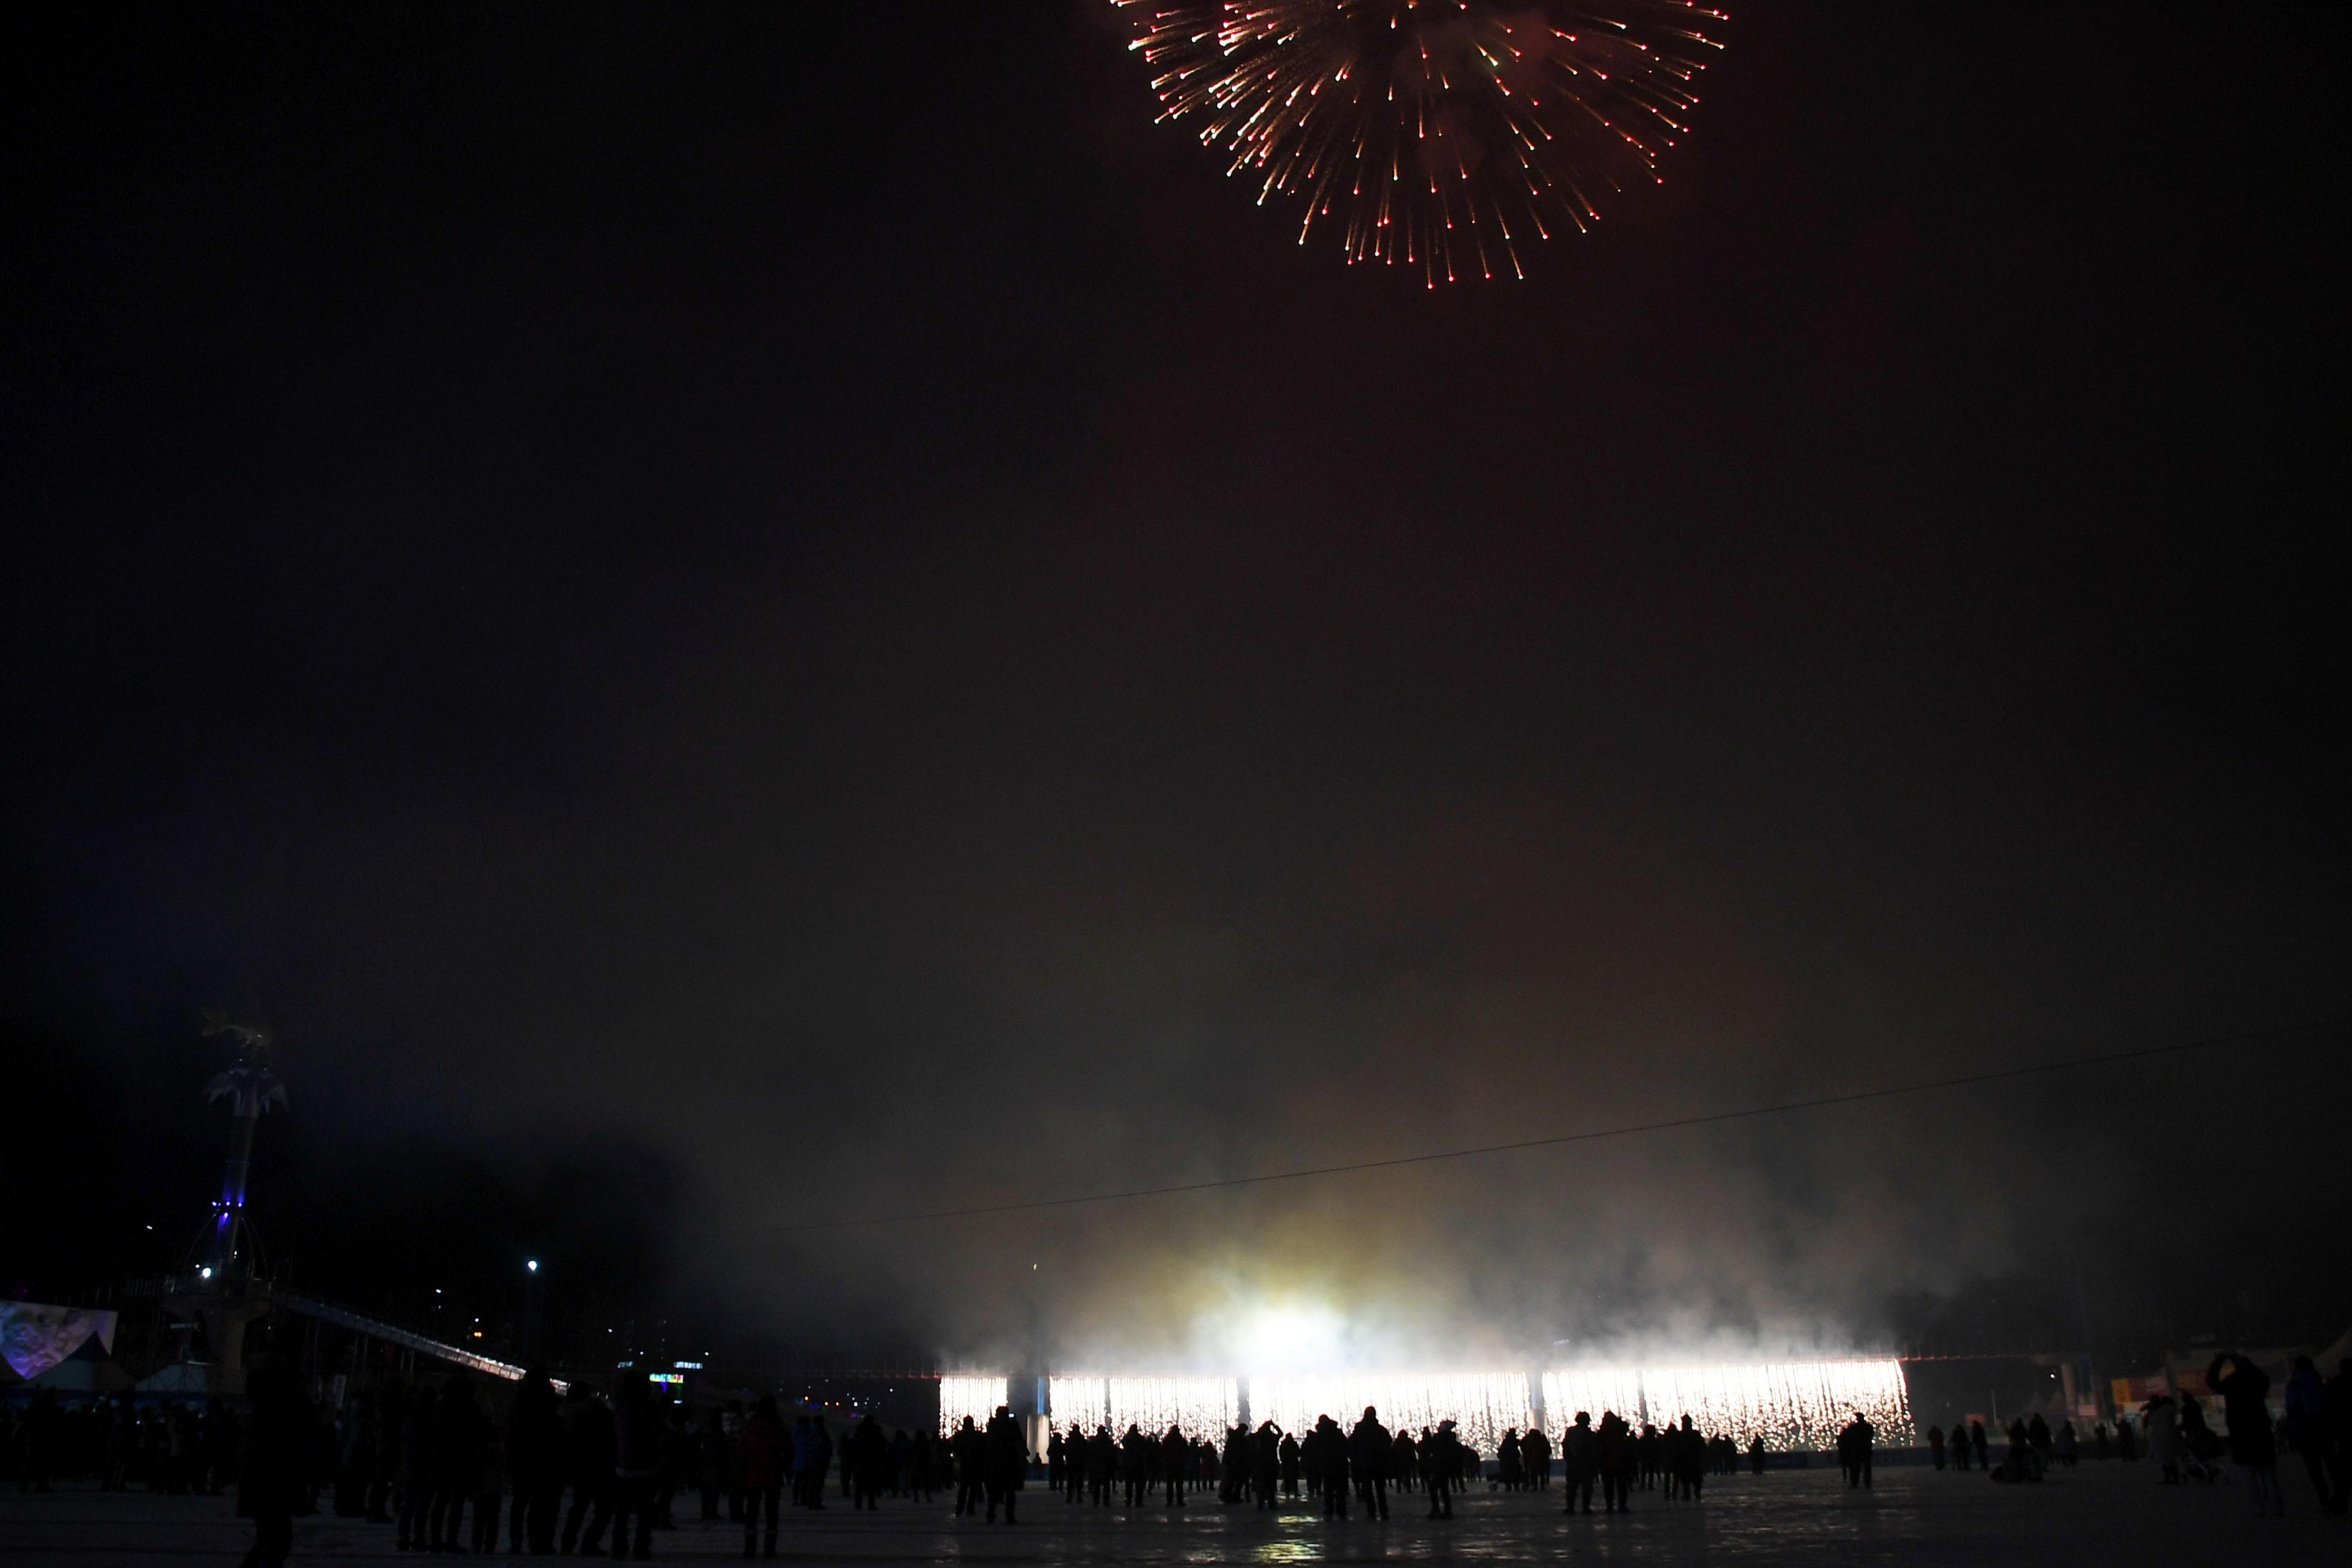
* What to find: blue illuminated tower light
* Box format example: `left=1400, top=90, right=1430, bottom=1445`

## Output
left=199, top=1011, right=286, bottom=1284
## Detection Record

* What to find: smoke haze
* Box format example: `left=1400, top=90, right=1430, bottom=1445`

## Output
left=3, top=2, right=2342, bottom=1369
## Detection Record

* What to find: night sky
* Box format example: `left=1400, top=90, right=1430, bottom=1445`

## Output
left=5, top=3, right=2344, bottom=1369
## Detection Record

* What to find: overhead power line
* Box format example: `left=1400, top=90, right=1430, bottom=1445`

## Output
left=729, top=1017, right=2342, bottom=1240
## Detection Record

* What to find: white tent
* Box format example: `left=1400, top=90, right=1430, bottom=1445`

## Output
left=135, top=1361, right=219, bottom=1396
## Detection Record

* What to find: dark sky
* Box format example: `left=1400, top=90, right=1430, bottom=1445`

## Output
left=5, top=3, right=2344, bottom=1368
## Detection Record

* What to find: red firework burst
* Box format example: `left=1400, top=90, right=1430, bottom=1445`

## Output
left=1112, top=1, right=1726, bottom=284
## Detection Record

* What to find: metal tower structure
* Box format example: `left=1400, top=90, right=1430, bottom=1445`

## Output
left=195, top=1010, right=286, bottom=1284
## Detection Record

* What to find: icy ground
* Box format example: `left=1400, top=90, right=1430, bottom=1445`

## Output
left=1, top=1462, right=2340, bottom=1565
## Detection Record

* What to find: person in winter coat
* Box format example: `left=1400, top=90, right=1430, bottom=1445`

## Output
left=608, top=1372, right=667, bottom=1558
left=428, top=1373, right=490, bottom=1551
left=1522, top=1424, right=1552, bottom=1489
left=2284, top=1355, right=2347, bottom=1515
left=395, top=1385, right=437, bottom=1551
left=2208, top=1353, right=2284, bottom=1514
left=560, top=1388, right=616, bottom=1553
left=950, top=1416, right=986, bottom=1515
left=984, top=1406, right=1025, bottom=1524
left=1596, top=1411, right=1632, bottom=1513
left=2143, top=1395, right=2184, bottom=1483
left=1161, top=1424, right=1192, bottom=1507
left=738, top=1396, right=788, bottom=1558
left=1561, top=1412, right=1600, bottom=1514
left=506, top=1371, right=564, bottom=1554
left=850, top=1415, right=888, bottom=1511
left=1086, top=1424, right=1117, bottom=1505
left=1250, top=1422, right=1281, bottom=1509
left=1311, top=1415, right=1349, bottom=1518
left=236, top=1353, right=309, bottom=1568
left=1423, top=1420, right=1462, bottom=1519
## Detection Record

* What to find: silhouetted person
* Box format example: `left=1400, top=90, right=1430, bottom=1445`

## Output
left=507, top=1370, right=563, bottom=1554
left=1562, top=1412, right=1599, bottom=1513
left=1926, top=1425, right=1945, bottom=1470
left=609, top=1372, right=665, bottom=1558
left=851, top=1415, right=887, bottom=1511
left=560, top=1387, right=614, bottom=1552
left=1160, top=1423, right=1190, bottom=1507
left=367, top=1377, right=404, bottom=1522
left=1087, top=1423, right=1116, bottom=1505
left=1747, top=1433, right=1766, bottom=1475
left=395, top=1384, right=436, bottom=1551
left=1390, top=1428, right=1418, bottom=1494
left=1245, top=1421, right=1278, bottom=1509
left=1523, top=1422, right=1551, bottom=1488
left=1119, top=1424, right=1150, bottom=1505
left=1278, top=1427, right=1301, bottom=1498
left=2284, top=1355, right=2346, bottom=1514
left=1306, top=1415, right=1346, bottom=1517
left=235, top=1355, right=307, bottom=1568
left=431, top=1373, right=493, bottom=1551
left=951, top=1416, right=985, bottom=1516
left=2209, top=1352, right=2284, bottom=1514
left=983, top=1405, right=1024, bottom=1523
left=1597, top=1411, right=1632, bottom=1512
left=1674, top=1415, right=1706, bottom=1501
left=1349, top=1406, right=1392, bottom=1518
left=2144, top=1395, right=2184, bottom=1483
left=2329, top=1360, right=2352, bottom=1513
left=1838, top=1412, right=1874, bottom=1488
left=1968, top=1418, right=1988, bottom=1469
left=1423, top=1420, right=1461, bottom=1518
left=737, top=1396, right=785, bottom=1557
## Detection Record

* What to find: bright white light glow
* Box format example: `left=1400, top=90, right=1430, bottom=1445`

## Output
left=966, top=1360, right=1914, bottom=1453
left=1236, top=1303, right=1345, bottom=1371
left=936, top=1375, right=1008, bottom=1437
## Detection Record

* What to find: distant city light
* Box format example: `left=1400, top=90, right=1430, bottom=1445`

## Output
left=526, top=1259, right=540, bottom=1273
left=674, top=1360, right=702, bottom=1370
left=199, top=1266, right=213, bottom=1279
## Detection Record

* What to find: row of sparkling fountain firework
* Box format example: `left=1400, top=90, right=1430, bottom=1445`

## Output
left=939, top=1362, right=1912, bottom=1454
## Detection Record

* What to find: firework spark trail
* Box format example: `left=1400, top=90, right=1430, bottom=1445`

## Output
left=937, top=1375, right=1010, bottom=1435
left=1112, top=1, right=1725, bottom=284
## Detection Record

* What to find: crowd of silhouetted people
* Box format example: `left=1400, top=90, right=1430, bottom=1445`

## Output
left=9, top=1348, right=2347, bottom=1563
left=1914, top=1352, right=2351, bottom=1516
